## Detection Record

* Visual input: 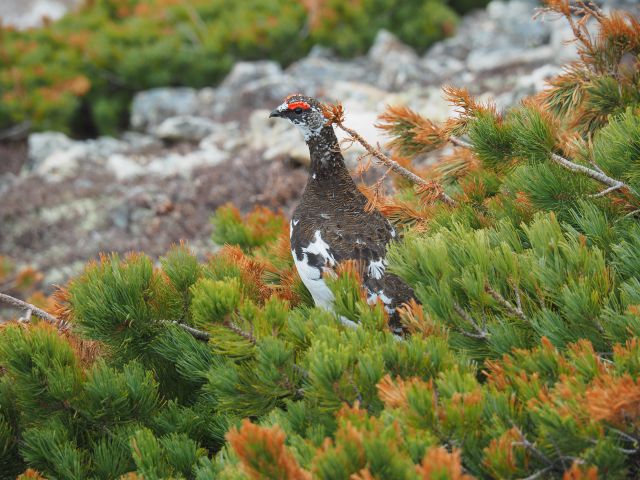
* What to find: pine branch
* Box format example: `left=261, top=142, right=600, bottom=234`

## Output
left=0, top=291, right=216, bottom=342
left=452, top=302, right=488, bottom=339
left=589, top=183, right=623, bottom=198
left=0, top=291, right=70, bottom=330
left=449, top=136, right=473, bottom=149
left=223, top=319, right=257, bottom=345
left=519, top=467, right=553, bottom=480
left=330, top=115, right=458, bottom=207
left=485, top=284, right=528, bottom=322
left=449, top=136, right=636, bottom=199
left=164, top=320, right=211, bottom=341
left=549, top=152, right=633, bottom=194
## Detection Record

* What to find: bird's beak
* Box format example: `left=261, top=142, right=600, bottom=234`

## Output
left=269, top=109, right=281, bottom=118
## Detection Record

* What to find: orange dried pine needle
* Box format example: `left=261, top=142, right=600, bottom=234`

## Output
left=227, top=419, right=311, bottom=480
left=563, top=462, right=599, bottom=480
left=321, top=101, right=345, bottom=126
left=377, top=105, right=445, bottom=155
left=416, top=447, right=475, bottom=480
left=585, top=374, right=640, bottom=428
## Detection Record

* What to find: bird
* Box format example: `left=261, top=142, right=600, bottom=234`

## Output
left=269, top=94, right=416, bottom=333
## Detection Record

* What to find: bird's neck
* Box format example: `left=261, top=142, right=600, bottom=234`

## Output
left=306, top=126, right=351, bottom=183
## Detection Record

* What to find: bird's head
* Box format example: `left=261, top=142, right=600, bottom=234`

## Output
left=269, top=94, right=327, bottom=141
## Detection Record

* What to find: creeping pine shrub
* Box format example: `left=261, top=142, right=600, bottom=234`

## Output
left=0, top=0, right=468, bottom=136
left=3, top=1, right=640, bottom=478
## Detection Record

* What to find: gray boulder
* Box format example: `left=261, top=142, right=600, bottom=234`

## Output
left=368, top=30, right=424, bottom=91
left=155, top=116, right=217, bottom=142
left=210, top=61, right=304, bottom=116
left=27, top=132, right=74, bottom=171
left=130, top=87, right=199, bottom=132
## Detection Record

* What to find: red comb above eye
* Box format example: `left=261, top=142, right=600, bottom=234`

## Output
left=288, top=101, right=311, bottom=111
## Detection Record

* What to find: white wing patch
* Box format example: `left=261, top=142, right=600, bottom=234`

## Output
left=292, top=230, right=337, bottom=310
left=367, top=289, right=395, bottom=314
left=289, top=219, right=299, bottom=239
left=368, top=258, right=386, bottom=280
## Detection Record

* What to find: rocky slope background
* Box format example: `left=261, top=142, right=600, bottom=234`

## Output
left=0, top=0, right=636, bottom=289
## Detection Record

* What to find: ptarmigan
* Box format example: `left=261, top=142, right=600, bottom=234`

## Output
left=270, top=94, right=416, bottom=333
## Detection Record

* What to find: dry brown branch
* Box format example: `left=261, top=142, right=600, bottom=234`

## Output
left=324, top=102, right=458, bottom=207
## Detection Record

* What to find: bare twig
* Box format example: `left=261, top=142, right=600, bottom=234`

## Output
left=19, top=309, right=32, bottom=323
left=512, top=426, right=554, bottom=467
left=449, top=136, right=473, bottom=149
left=0, top=292, right=69, bottom=330
left=165, top=320, right=210, bottom=341
left=447, top=133, right=636, bottom=199
left=550, top=152, right=635, bottom=195
left=223, top=320, right=257, bottom=345
left=0, top=291, right=215, bottom=342
left=589, top=159, right=606, bottom=175
left=334, top=121, right=458, bottom=207
left=512, top=281, right=523, bottom=313
left=518, top=467, right=553, bottom=480
left=452, top=302, right=488, bottom=339
left=486, top=284, right=528, bottom=322
left=590, top=183, right=624, bottom=198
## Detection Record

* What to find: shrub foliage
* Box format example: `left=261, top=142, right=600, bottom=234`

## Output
left=2, top=1, right=640, bottom=479
left=0, top=0, right=465, bottom=136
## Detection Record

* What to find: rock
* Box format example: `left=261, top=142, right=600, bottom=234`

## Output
left=486, top=0, right=550, bottom=47
left=219, top=61, right=282, bottom=90
left=199, top=122, right=242, bottom=152
left=0, top=0, right=79, bottom=30
left=35, top=146, right=83, bottom=179
left=249, top=109, right=308, bottom=164
left=369, top=30, right=418, bottom=62
left=495, top=63, right=563, bottom=109
left=106, top=153, right=146, bottom=181
left=29, top=133, right=130, bottom=179
left=549, top=19, right=580, bottom=63
left=155, top=116, right=217, bottom=142
left=130, top=87, right=199, bottom=132
left=368, top=30, right=424, bottom=91
left=330, top=81, right=389, bottom=110
left=422, top=56, right=465, bottom=84
left=385, top=86, right=454, bottom=123
left=146, top=148, right=228, bottom=178
left=121, top=131, right=163, bottom=151
left=307, top=45, right=334, bottom=59
left=209, top=61, right=303, bottom=117
left=467, top=45, right=554, bottom=72
left=27, top=132, right=74, bottom=171
left=82, top=136, right=129, bottom=160
left=286, top=56, right=372, bottom=93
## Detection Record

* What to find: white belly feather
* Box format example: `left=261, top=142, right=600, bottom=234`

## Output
left=290, top=224, right=395, bottom=315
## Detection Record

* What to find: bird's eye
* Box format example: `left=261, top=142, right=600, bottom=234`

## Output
left=294, top=107, right=303, bottom=114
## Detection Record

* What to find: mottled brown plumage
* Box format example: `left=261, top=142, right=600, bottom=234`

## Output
left=270, top=95, right=416, bottom=332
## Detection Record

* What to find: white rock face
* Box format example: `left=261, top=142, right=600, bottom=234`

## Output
left=28, top=132, right=74, bottom=170
left=155, top=116, right=217, bottom=142
left=130, top=88, right=199, bottom=132
left=0, top=0, right=79, bottom=30
left=106, top=154, right=146, bottom=182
